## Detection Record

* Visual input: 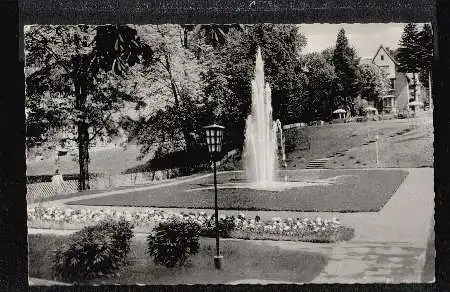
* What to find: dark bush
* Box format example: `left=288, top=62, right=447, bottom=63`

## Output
left=284, top=128, right=311, bottom=153
left=52, top=219, right=134, bottom=283
left=356, top=116, right=368, bottom=123
left=147, top=218, right=201, bottom=268
left=95, top=219, right=134, bottom=261
left=200, top=215, right=236, bottom=238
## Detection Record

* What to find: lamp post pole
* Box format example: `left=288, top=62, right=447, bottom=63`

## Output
left=213, top=157, right=219, bottom=259
left=203, top=124, right=225, bottom=270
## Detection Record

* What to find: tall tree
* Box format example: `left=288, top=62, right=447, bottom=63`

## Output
left=418, top=23, right=433, bottom=107
left=418, top=23, right=433, bottom=103
left=357, top=63, right=389, bottom=111
left=332, top=28, right=360, bottom=115
left=204, top=24, right=308, bottom=148
left=396, top=23, right=421, bottom=101
left=25, top=25, right=154, bottom=190
left=302, top=52, right=337, bottom=121
left=123, top=25, right=208, bottom=165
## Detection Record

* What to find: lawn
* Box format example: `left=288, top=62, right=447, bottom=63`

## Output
left=69, top=169, right=409, bottom=212
left=28, top=234, right=328, bottom=285
left=284, top=116, right=433, bottom=169
left=325, top=117, right=433, bottom=169
left=26, top=115, right=433, bottom=179
left=26, top=145, right=149, bottom=176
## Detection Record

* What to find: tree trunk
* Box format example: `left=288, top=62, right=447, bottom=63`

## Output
left=413, top=72, right=418, bottom=101
left=73, top=56, right=90, bottom=191
left=183, top=28, right=188, bottom=49
left=164, top=53, right=193, bottom=155
left=77, top=120, right=90, bottom=190
left=429, top=71, right=433, bottom=109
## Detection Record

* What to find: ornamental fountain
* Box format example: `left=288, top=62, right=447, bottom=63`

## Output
left=243, top=47, right=288, bottom=187
left=243, top=47, right=278, bottom=186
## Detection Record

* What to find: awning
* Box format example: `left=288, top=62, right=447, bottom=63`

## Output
left=332, top=109, right=346, bottom=114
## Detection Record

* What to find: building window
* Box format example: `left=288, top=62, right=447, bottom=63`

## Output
left=381, top=55, right=384, bottom=61
left=390, top=79, right=395, bottom=89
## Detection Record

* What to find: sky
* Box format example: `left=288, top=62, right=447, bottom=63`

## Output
left=299, top=23, right=426, bottom=59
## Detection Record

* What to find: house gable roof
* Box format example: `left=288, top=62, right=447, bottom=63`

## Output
left=372, top=45, right=399, bottom=66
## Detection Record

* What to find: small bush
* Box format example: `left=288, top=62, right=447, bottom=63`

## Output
left=200, top=215, right=236, bottom=238
left=52, top=218, right=134, bottom=283
left=95, top=219, right=134, bottom=261
left=147, top=218, right=201, bottom=268
left=356, top=116, right=368, bottom=123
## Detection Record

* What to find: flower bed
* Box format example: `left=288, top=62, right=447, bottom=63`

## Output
left=27, top=207, right=354, bottom=243
left=229, top=215, right=354, bottom=243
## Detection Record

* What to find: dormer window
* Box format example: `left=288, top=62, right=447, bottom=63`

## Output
left=381, top=55, right=384, bottom=61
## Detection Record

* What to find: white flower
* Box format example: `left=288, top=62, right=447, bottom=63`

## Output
left=332, top=217, right=340, bottom=224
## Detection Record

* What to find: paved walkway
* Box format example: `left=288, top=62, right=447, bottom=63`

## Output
left=28, top=168, right=434, bottom=284
left=227, top=168, right=434, bottom=284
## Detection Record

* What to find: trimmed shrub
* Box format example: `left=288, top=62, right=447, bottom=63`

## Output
left=200, top=215, right=236, bottom=238
left=52, top=218, right=134, bottom=283
left=147, top=218, right=201, bottom=268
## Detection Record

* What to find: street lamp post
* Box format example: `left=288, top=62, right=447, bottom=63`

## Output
left=203, top=124, right=225, bottom=270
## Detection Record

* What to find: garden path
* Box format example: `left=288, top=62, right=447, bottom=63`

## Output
left=228, top=167, right=434, bottom=283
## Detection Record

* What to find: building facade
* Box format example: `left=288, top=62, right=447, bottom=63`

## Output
left=371, top=45, right=427, bottom=113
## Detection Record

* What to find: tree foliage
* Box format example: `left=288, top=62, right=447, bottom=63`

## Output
left=417, top=23, right=433, bottom=87
left=25, top=25, right=154, bottom=189
left=357, top=63, right=389, bottom=109
left=199, top=24, right=307, bottom=150
left=122, top=25, right=209, bottom=163
left=302, top=52, right=337, bottom=121
left=332, top=28, right=360, bottom=115
left=396, top=23, right=421, bottom=101
left=397, top=23, right=422, bottom=74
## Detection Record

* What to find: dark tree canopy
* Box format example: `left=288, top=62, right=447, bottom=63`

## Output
left=25, top=24, right=155, bottom=189
left=397, top=23, right=421, bottom=74
left=418, top=23, right=433, bottom=87
left=332, top=28, right=360, bottom=114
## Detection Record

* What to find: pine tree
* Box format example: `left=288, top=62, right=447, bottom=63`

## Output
left=396, top=23, right=421, bottom=101
left=332, top=28, right=360, bottom=116
left=418, top=24, right=433, bottom=87
left=418, top=23, right=433, bottom=107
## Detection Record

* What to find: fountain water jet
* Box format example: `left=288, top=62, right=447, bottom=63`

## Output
left=243, top=48, right=278, bottom=186
left=186, top=47, right=346, bottom=192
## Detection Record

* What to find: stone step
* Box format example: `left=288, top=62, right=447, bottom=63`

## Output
left=306, top=158, right=328, bottom=169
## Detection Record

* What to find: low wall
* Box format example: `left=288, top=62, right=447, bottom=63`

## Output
left=282, top=122, right=307, bottom=130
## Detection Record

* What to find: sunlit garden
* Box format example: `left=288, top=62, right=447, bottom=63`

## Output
left=26, top=22, right=434, bottom=285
